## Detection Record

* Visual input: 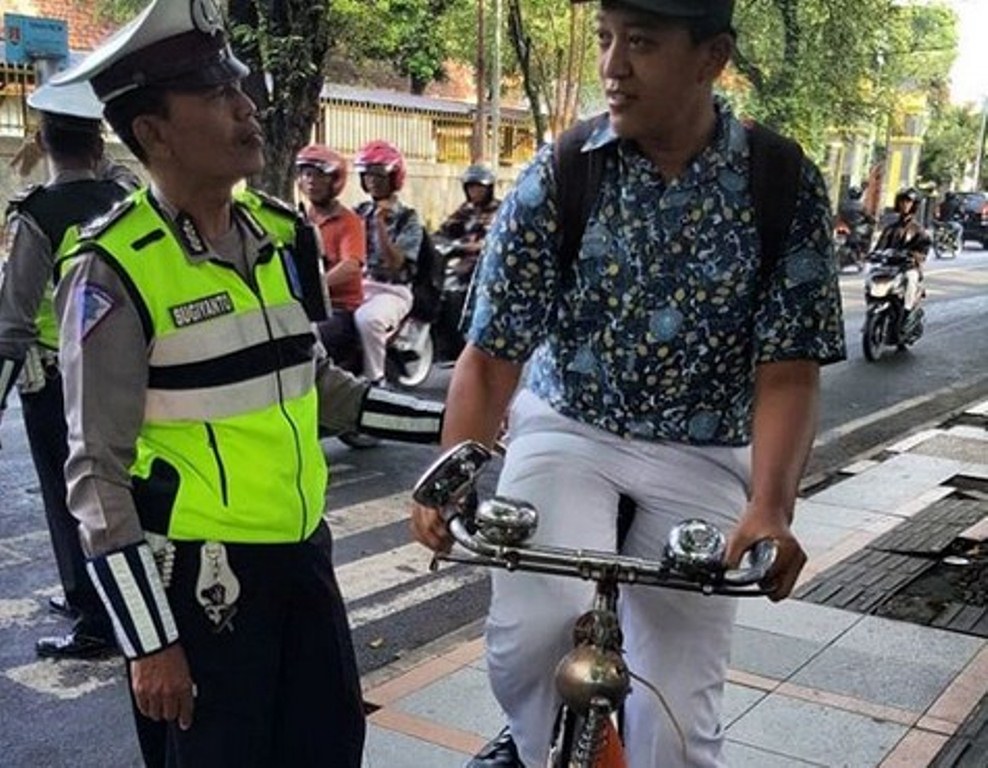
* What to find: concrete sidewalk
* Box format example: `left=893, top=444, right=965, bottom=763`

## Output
left=359, top=400, right=988, bottom=768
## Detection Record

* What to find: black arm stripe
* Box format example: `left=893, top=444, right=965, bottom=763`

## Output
left=148, top=333, right=314, bottom=389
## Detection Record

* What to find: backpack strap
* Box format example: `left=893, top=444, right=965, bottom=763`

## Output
left=746, top=122, right=804, bottom=285
left=553, top=114, right=609, bottom=284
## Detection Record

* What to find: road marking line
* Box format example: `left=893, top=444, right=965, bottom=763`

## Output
left=336, top=542, right=434, bottom=603
left=348, top=570, right=484, bottom=630
left=325, top=492, right=411, bottom=538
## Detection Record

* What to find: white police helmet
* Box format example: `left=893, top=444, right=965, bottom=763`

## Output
left=51, top=0, right=248, bottom=104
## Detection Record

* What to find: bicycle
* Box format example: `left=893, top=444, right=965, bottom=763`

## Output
left=413, top=441, right=778, bottom=768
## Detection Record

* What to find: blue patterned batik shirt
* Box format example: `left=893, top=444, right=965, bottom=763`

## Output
left=465, top=100, right=846, bottom=446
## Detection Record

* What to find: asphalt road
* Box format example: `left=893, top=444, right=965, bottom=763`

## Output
left=0, top=246, right=986, bottom=766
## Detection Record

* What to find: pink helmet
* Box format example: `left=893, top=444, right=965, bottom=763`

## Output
left=354, top=140, right=406, bottom=192
left=295, top=144, right=347, bottom=197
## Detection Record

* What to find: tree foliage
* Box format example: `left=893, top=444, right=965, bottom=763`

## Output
left=919, top=104, right=983, bottom=188
left=732, top=0, right=959, bottom=153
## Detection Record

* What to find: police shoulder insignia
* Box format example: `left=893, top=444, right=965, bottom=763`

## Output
left=77, top=282, right=118, bottom=341
left=79, top=198, right=136, bottom=241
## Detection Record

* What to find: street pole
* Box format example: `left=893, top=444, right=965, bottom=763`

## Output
left=473, top=0, right=486, bottom=163
left=491, top=0, right=502, bottom=169
left=973, top=97, right=987, bottom=190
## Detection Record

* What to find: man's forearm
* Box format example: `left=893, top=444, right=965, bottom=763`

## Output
left=748, top=360, right=820, bottom=520
left=442, top=345, right=522, bottom=448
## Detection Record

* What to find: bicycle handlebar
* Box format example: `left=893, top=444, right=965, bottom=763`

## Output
left=414, top=441, right=778, bottom=597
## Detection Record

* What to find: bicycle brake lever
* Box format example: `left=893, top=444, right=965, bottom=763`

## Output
left=721, top=538, right=778, bottom=587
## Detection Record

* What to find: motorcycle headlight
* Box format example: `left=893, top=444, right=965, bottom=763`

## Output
left=868, top=279, right=893, bottom=298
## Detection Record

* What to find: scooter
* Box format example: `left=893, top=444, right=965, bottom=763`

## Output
left=861, top=248, right=925, bottom=362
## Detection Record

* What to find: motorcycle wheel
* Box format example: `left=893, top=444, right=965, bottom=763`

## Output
left=862, top=311, right=885, bottom=362
left=337, top=431, right=381, bottom=449
left=392, top=332, right=434, bottom=388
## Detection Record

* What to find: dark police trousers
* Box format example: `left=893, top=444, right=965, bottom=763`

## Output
left=135, top=522, right=366, bottom=768
left=20, top=368, right=111, bottom=638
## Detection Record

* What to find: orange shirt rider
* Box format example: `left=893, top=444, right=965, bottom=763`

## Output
left=308, top=203, right=366, bottom=312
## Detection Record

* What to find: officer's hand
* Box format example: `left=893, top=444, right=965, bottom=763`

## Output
left=725, top=504, right=806, bottom=603
left=410, top=502, right=452, bottom=553
left=131, top=643, right=196, bottom=730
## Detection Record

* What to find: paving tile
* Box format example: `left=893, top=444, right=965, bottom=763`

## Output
left=363, top=724, right=467, bottom=768
left=722, top=683, right=767, bottom=727
left=841, top=459, right=882, bottom=475
left=809, top=454, right=969, bottom=514
left=945, top=425, right=988, bottom=443
left=886, top=429, right=945, bottom=453
left=908, top=435, right=988, bottom=464
left=797, top=499, right=901, bottom=533
left=730, top=626, right=824, bottom=680
left=792, top=518, right=855, bottom=557
left=392, top=665, right=505, bottom=739
left=791, top=645, right=962, bottom=711
left=735, top=596, right=860, bottom=644
left=723, top=740, right=824, bottom=767
left=727, top=694, right=907, bottom=766
left=787, top=617, right=985, bottom=711
left=834, top=616, right=984, bottom=669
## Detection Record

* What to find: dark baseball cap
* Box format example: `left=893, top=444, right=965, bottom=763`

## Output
left=576, top=0, right=735, bottom=29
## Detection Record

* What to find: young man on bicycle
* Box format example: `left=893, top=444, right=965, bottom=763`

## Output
left=411, top=1, right=845, bottom=767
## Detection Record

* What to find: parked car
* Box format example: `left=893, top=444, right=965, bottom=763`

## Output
left=955, top=191, right=988, bottom=248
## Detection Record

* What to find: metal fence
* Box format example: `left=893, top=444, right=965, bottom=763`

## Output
left=315, top=84, right=537, bottom=166
left=0, top=63, right=33, bottom=138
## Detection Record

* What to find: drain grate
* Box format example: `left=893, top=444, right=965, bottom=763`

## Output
left=796, top=494, right=988, bottom=638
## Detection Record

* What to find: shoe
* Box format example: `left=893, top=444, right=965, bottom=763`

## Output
left=47, top=596, right=78, bottom=619
left=36, top=631, right=116, bottom=660
left=466, top=727, right=524, bottom=767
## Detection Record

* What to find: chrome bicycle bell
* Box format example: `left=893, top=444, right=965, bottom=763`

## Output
left=665, top=519, right=727, bottom=575
left=475, top=496, right=538, bottom=546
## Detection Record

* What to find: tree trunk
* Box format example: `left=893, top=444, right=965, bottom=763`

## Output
left=507, top=0, right=548, bottom=145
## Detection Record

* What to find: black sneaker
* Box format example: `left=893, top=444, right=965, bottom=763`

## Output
left=466, top=727, right=524, bottom=767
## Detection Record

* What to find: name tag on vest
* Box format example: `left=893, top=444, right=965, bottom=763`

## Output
left=170, top=292, right=235, bottom=328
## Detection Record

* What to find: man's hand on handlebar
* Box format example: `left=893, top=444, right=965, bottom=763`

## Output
left=410, top=502, right=453, bottom=553
left=725, top=504, right=806, bottom=603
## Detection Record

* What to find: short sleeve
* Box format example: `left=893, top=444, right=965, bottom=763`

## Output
left=394, top=210, right=423, bottom=263
left=463, top=145, right=561, bottom=362
left=754, top=159, right=846, bottom=366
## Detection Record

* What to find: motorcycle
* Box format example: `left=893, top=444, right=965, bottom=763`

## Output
left=861, top=248, right=925, bottom=362
left=932, top=221, right=960, bottom=260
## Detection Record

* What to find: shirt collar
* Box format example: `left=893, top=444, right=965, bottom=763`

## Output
left=580, top=96, right=748, bottom=174
left=48, top=168, right=98, bottom=185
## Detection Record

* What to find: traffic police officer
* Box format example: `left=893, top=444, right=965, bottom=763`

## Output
left=51, top=0, right=443, bottom=765
left=0, top=80, right=134, bottom=659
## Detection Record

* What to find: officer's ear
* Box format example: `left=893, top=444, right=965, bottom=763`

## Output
left=131, top=113, right=169, bottom=163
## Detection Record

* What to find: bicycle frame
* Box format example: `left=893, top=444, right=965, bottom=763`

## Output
left=414, top=441, right=777, bottom=768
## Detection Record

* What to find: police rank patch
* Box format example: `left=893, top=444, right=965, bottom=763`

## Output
left=78, top=283, right=117, bottom=341
left=169, top=292, right=234, bottom=328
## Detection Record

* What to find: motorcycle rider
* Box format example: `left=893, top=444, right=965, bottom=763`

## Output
left=933, top=190, right=964, bottom=256
left=437, top=164, right=501, bottom=281
left=295, top=145, right=365, bottom=365
left=836, top=185, right=873, bottom=261
left=353, top=140, right=423, bottom=384
left=874, top=187, right=931, bottom=324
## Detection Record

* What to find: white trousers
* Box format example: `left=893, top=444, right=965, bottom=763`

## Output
left=353, top=281, right=413, bottom=381
left=487, top=391, right=749, bottom=768
left=904, top=268, right=923, bottom=312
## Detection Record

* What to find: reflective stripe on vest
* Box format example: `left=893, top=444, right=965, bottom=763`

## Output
left=70, top=188, right=326, bottom=543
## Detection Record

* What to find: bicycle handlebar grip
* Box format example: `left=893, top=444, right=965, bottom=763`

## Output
left=722, top=538, right=778, bottom=586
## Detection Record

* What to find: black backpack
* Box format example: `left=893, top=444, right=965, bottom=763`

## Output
left=553, top=115, right=804, bottom=288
